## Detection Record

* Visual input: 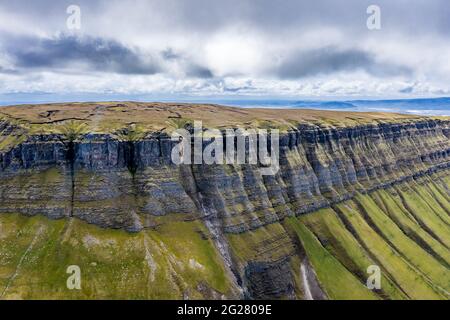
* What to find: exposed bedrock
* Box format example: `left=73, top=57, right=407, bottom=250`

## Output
left=0, top=119, right=449, bottom=299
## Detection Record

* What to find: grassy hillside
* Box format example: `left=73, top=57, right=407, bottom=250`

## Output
left=0, top=175, right=448, bottom=299
left=0, top=214, right=238, bottom=299
left=286, top=177, right=449, bottom=300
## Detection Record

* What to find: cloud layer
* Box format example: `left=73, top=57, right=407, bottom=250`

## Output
left=6, top=34, right=160, bottom=74
left=0, top=0, right=449, bottom=98
left=273, top=47, right=412, bottom=79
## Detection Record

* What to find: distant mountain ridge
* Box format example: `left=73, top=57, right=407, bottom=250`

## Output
left=215, top=97, right=450, bottom=116
left=1, top=97, right=449, bottom=115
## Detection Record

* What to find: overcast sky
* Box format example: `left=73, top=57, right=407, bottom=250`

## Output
left=0, top=0, right=450, bottom=101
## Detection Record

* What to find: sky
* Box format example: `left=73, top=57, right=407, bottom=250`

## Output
left=0, top=0, right=450, bottom=102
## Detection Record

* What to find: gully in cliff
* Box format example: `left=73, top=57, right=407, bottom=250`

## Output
left=171, top=121, right=280, bottom=175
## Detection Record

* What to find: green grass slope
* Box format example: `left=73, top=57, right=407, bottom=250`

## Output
left=0, top=174, right=449, bottom=300
left=295, top=208, right=407, bottom=300
left=0, top=214, right=236, bottom=299
left=286, top=217, right=379, bottom=300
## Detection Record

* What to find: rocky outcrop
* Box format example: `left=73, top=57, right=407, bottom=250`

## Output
left=0, top=116, right=449, bottom=299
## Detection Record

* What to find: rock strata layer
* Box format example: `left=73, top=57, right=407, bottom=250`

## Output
left=1, top=119, right=448, bottom=230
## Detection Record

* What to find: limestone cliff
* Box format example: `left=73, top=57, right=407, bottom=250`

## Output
left=0, top=103, right=449, bottom=300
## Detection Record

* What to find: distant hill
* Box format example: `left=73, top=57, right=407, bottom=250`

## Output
left=215, top=97, right=450, bottom=116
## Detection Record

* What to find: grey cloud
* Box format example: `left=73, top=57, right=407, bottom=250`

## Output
left=7, top=34, right=160, bottom=75
left=161, top=48, right=180, bottom=60
left=273, top=47, right=412, bottom=79
left=399, top=86, right=414, bottom=94
left=1, top=33, right=216, bottom=78
left=185, top=64, right=214, bottom=78
left=161, top=48, right=214, bottom=78
left=104, top=0, right=450, bottom=38
left=0, top=0, right=448, bottom=97
left=4, top=1, right=450, bottom=38
left=0, top=66, right=16, bottom=74
left=224, top=86, right=256, bottom=93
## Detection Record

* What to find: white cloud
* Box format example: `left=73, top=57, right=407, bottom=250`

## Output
left=0, top=0, right=450, bottom=99
left=204, top=28, right=266, bottom=77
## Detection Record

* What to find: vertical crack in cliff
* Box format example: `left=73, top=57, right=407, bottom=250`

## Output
left=57, top=121, right=88, bottom=219
left=180, top=163, right=245, bottom=298
left=65, top=139, right=76, bottom=218
left=125, top=140, right=137, bottom=178
left=128, top=144, right=144, bottom=233
left=119, top=127, right=145, bottom=232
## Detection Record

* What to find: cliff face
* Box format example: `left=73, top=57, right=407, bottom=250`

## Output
left=1, top=120, right=448, bottom=227
left=0, top=103, right=449, bottom=300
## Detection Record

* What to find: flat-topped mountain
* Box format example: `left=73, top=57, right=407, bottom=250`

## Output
left=0, top=102, right=449, bottom=300
left=0, top=101, right=429, bottom=133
